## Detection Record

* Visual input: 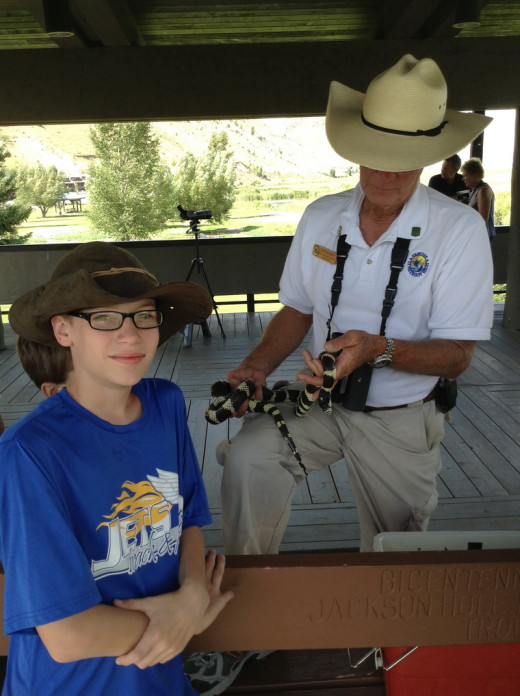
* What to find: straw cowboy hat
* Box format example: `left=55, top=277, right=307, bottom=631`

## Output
left=325, top=54, right=492, bottom=172
left=9, top=241, right=213, bottom=347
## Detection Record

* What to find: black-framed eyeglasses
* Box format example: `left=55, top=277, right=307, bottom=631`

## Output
left=67, top=310, right=163, bottom=331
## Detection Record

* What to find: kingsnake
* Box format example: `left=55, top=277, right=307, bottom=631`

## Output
left=205, top=350, right=338, bottom=476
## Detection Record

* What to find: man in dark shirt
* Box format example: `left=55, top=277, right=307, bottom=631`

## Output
left=428, top=154, right=467, bottom=200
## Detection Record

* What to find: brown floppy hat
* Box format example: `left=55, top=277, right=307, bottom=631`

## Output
left=9, top=241, right=213, bottom=347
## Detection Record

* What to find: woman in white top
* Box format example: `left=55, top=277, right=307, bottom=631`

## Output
left=461, top=157, right=496, bottom=242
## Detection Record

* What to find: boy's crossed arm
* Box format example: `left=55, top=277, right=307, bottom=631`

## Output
left=115, top=528, right=233, bottom=669
left=37, top=528, right=233, bottom=668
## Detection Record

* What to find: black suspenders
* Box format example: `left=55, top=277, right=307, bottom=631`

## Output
left=326, top=233, right=411, bottom=410
left=380, top=237, right=411, bottom=336
left=326, top=234, right=351, bottom=341
left=327, top=234, right=411, bottom=340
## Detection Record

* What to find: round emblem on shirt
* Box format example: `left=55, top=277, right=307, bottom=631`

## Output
left=407, top=252, right=429, bottom=277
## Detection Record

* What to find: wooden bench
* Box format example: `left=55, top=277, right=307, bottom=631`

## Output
left=1, top=550, right=518, bottom=693
left=3, top=549, right=518, bottom=656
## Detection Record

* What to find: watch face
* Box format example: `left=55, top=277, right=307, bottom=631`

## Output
left=371, top=356, right=392, bottom=369
left=369, top=337, right=394, bottom=368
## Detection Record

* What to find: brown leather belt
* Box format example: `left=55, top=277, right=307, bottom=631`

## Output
left=363, top=388, right=436, bottom=413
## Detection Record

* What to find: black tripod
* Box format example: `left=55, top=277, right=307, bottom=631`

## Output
left=183, top=217, right=226, bottom=347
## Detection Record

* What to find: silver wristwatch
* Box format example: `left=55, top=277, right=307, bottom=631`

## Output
left=368, top=337, right=395, bottom=369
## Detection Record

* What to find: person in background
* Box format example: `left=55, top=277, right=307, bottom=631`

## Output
left=16, top=336, right=72, bottom=396
left=1, top=340, right=70, bottom=435
left=461, top=157, right=496, bottom=242
left=428, top=154, right=467, bottom=199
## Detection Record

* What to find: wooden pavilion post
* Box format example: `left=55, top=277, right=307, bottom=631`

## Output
left=503, top=109, right=520, bottom=330
left=470, top=110, right=485, bottom=160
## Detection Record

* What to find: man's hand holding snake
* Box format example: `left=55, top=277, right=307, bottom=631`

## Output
left=206, top=330, right=387, bottom=475
left=324, top=330, right=387, bottom=375
left=225, top=364, right=268, bottom=417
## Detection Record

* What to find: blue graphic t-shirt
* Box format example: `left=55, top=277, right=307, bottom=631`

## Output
left=0, top=378, right=210, bottom=695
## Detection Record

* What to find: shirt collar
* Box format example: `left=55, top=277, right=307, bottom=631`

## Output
left=341, top=181, right=430, bottom=246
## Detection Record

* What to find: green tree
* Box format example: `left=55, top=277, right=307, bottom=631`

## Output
left=494, top=190, right=511, bottom=226
left=0, top=142, right=32, bottom=245
left=15, top=163, right=68, bottom=218
left=173, top=131, right=236, bottom=224
left=87, top=122, right=174, bottom=241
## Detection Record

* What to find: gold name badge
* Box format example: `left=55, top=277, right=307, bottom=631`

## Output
left=312, top=244, right=337, bottom=264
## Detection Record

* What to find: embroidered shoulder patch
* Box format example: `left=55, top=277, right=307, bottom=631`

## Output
left=407, top=252, right=430, bottom=277
left=312, top=244, right=337, bottom=264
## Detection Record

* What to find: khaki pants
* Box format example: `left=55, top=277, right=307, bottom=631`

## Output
left=218, top=395, right=445, bottom=553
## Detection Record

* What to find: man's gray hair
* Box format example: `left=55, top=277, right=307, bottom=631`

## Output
left=445, top=154, right=462, bottom=170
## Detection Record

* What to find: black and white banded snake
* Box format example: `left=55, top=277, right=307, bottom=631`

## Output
left=204, top=350, right=338, bottom=476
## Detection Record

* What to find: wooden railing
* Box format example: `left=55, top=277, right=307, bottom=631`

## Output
left=0, top=235, right=293, bottom=312
left=0, top=225, right=510, bottom=314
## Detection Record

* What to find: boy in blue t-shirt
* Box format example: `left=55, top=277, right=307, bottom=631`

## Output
left=0, top=242, right=233, bottom=695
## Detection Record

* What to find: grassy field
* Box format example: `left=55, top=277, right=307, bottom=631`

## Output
left=18, top=164, right=511, bottom=244
left=18, top=207, right=300, bottom=244
left=19, top=175, right=359, bottom=244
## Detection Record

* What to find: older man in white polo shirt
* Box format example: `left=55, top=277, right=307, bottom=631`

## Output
left=215, top=54, right=493, bottom=558
left=185, top=53, right=494, bottom=696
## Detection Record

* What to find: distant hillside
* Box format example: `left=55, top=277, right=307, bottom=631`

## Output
left=0, top=110, right=514, bottom=191
left=0, top=118, right=351, bottom=185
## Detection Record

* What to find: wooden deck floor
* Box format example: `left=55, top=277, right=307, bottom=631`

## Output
left=1, top=306, right=519, bottom=554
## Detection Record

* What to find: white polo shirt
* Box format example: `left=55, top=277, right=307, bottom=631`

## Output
left=279, top=182, right=494, bottom=407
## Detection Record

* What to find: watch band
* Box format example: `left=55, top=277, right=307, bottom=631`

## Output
left=368, top=337, right=395, bottom=368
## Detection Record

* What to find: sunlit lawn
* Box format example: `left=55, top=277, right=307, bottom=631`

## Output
left=19, top=207, right=97, bottom=243
left=213, top=294, right=282, bottom=314
left=18, top=197, right=309, bottom=243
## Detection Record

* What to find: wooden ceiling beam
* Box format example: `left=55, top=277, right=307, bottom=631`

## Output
left=415, top=0, right=460, bottom=39
left=377, top=0, right=445, bottom=39
left=424, top=0, right=490, bottom=39
left=71, top=0, right=143, bottom=47
left=17, top=0, right=142, bottom=47
left=17, top=0, right=89, bottom=47
left=0, top=37, right=519, bottom=125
